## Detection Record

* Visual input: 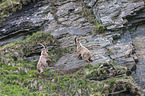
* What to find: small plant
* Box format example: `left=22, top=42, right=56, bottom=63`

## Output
left=92, top=24, right=105, bottom=36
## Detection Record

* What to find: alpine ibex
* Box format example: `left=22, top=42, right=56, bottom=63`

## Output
left=75, top=37, right=93, bottom=63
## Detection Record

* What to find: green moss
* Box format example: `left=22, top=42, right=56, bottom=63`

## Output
left=92, top=24, right=105, bottom=36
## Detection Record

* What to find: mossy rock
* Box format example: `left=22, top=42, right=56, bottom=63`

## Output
left=0, top=0, right=37, bottom=23
left=86, top=63, right=126, bottom=81
left=102, top=79, right=141, bottom=95
left=92, top=24, right=105, bottom=36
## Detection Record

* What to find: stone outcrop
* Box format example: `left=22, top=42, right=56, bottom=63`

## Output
left=0, top=1, right=54, bottom=46
left=0, top=0, right=145, bottom=94
left=93, top=0, right=144, bottom=30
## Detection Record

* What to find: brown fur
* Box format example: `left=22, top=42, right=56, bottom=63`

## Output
left=75, top=37, right=93, bottom=63
left=125, top=48, right=133, bottom=58
left=125, top=45, right=133, bottom=58
left=37, top=43, right=51, bottom=76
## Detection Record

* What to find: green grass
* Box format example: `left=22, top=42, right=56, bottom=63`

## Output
left=0, top=84, right=31, bottom=96
left=0, top=59, right=141, bottom=95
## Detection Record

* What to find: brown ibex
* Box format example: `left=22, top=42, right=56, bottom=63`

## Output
left=75, top=37, right=93, bottom=63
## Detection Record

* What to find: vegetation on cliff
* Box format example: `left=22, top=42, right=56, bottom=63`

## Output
left=0, top=0, right=38, bottom=23
left=0, top=0, right=143, bottom=95
left=0, top=31, right=141, bottom=95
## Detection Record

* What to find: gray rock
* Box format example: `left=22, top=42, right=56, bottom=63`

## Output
left=55, top=48, right=111, bottom=71
left=55, top=35, right=112, bottom=71
left=106, top=44, right=132, bottom=59
left=130, top=25, right=145, bottom=88
left=114, top=57, right=135, bottom=67
left=93, top=0, right=144, bottom=30
left=104, top=29, right=137, bottom=71
left=0, top=36, right=25, bottom=47
left=55, top=53, right=88, bottom=70
left=91, top=48, right=111, bottom=66
left=56, top=2, right=77, bottom=17
left=0, top=2, right=54, bottom=46
left=125, top=6, right=145, bottom=28
left=51, top=27, right=89, bottom=36
left=84, top=0, right=97, bottom=7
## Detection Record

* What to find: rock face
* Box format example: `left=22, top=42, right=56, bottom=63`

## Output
left=0, top=1, right=54, bottom=46
left=55, top=35, right=111, bottom=71
left=125, top=6, right=145, bottom=90
left=129, top=24, right=145, bottom=89
left=126, top=7, right=145, bottom=28
left=93, top=0, right=144, bottom=30
left=0, top=0, right=145, bottom=93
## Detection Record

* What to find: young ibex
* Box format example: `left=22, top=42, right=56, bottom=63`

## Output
left=37, top=43, right=51, bottom=76
left=75, top=37, right=93, bottom=63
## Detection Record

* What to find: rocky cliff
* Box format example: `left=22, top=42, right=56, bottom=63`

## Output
left=0, top=0, right=145, bottom=95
